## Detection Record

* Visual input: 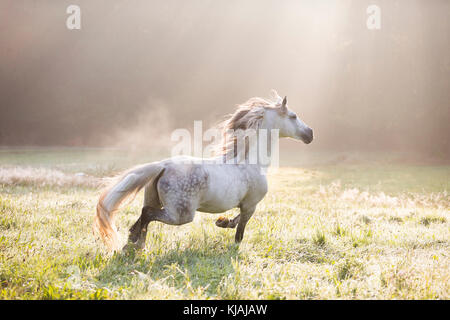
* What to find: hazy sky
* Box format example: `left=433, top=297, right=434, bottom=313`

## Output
left=0, top=0, right=449, bottom=158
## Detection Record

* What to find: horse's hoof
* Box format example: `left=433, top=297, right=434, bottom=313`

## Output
left=122, top=242, right=139, bottom=252
left=215, top=216, right=230, bottom=228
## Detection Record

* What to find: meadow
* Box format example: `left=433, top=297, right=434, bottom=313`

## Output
left=0, top=148, right=448, bottom=299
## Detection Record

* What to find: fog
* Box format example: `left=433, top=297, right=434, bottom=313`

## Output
left=1, top=0, right=449, bottom=159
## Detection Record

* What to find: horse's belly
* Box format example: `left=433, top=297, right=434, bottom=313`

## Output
left=197, top=200, right=239, bottom=213
left=197, top=187, right=244, bottom=212
left=197, top=179, right=247, bottom=213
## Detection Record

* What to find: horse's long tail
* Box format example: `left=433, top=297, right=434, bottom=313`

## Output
left=94, top=162, right=165, bottom=251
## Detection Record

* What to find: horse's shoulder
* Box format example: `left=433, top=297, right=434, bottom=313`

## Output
left=244, top=167, right=268, bottom=196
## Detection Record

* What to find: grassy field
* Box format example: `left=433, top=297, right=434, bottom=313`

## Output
left=0, top=148, right=448, bottom=299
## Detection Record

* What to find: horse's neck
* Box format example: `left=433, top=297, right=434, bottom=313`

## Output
left=223, top=127, right=275, bottom=169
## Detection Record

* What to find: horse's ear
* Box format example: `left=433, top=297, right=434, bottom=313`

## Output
left=280, top=96, right=288, bottom=113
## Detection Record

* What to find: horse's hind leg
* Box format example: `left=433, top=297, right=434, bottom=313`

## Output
left=125, top=177, right=163, bottom=250
left=133, top=206, right=162, bottom=249
left=125, top=206, right=152, bottom=249
left=126, top=206, right=195, bottom=250
left=126, top=206, right=166, bottom=250
left=127, top=206, right=153, bottom=244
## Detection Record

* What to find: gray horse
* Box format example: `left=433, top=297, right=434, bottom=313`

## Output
left=94, top=91, right=313, bottom=251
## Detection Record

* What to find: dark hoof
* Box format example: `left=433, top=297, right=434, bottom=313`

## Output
left=215, top=216, right=230, bottom=228
left=128, top=230, right=141, bottom=244
left=122, top=242, right=139, bottom=252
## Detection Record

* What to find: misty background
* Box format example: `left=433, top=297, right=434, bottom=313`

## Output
left=0, top=0, right=449, bottom=160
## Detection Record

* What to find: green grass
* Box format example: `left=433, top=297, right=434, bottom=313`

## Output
left=0, top=148, right=449, bottom=299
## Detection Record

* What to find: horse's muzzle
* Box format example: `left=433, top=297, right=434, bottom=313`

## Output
left=300, top=128, right=313, bottom=144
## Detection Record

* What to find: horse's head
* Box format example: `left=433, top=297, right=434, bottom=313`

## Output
left=267, top=92, right=313, bottom=144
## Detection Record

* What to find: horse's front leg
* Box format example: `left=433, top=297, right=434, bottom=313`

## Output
left=235, top=205, right=256, bottom=243
left=215, top=214, right=240, bottom=228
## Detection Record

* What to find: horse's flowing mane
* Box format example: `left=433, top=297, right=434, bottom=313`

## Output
left=216, top=92, right=282, bottom=158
